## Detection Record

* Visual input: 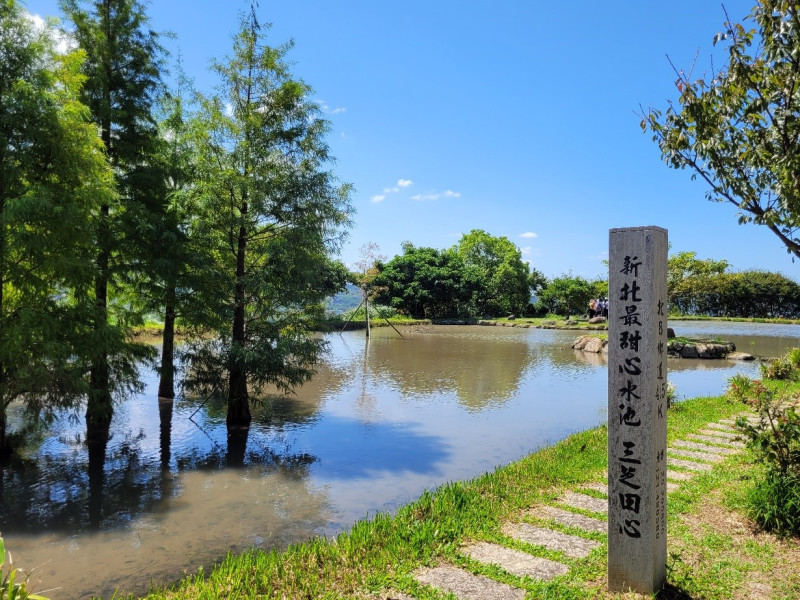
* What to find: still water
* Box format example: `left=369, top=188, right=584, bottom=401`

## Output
left=2, top=321, right=798, bottom=599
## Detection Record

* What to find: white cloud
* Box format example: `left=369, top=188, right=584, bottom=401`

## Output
left=383, top=187, right=400, bottom=194
left=520, top=232, right=538, bottom=238
left=397, top=179, right=413, bottom=187
left=521, top=246, right=532, bottom=255
left=370, top=195, right=385, bottom=203
left=330, top=107, right=347, bottom=114
left=411, top=190, right=461, bottom=201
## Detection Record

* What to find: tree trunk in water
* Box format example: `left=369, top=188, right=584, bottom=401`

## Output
left=158, top=396, right=173, bottom=470
left=87, top=205, right=112, bottom=435
left=226, top=426, right=249, bottom=468
left=228, top=220, right=251, bottom=428
left=87, top=427, right=108, bottom=529
left=158, top=296, right=176, bottom=399
left=0, top=403, right=8, bottom=463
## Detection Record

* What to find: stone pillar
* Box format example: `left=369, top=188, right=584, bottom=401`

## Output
left=608, top=226, right=668, bottom=594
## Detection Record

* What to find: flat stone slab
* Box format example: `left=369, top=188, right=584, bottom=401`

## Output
left=687, top=433, right=744, bottom=448
left=414, top=564, right=525, bottom=600
left=672, top=440, right=738, bottom=455
left=698, top=429, right=742, bottom=441
left=668, top=448, right=725, bottom=463
left=666, top=469, right=695, bottom=481
left=502, top=523, right=601, bottom=558
left=462, top=541, right=569, bottom=580
left=532, top=505, right=606, bottom=534
left=578, top=482, right=608, bottom=496
left=706, top=422, right=736, bottom=432
left=560, top=491, right=607, bottom=514
left=669, top=457, right=713, bottom=471
left=667, top=481, right=679, bottom=493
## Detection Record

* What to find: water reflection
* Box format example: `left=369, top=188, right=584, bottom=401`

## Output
left=342, top=327, right=536, bottom=410
left=3, top=322, right=799, bottom=599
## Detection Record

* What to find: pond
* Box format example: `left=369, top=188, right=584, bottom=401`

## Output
left=2, top=321, right=798, bottom=599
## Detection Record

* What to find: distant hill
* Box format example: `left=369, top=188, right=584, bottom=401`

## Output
left=326, top=283, right=363, bottom=315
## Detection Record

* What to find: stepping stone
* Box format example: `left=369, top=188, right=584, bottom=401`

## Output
left=706, top=422, right=736, bottom=432
left=687, top=433, right=744, bottom=448
left=368, top=592, right=416, bottom=600
left=667, top=469, right=694, bottom=481
left=502, top=523, right=601, bottom=558
left=462, top=541, right=569, bottom=580
left=719, top=417, right=756, bottom=425
left=669, top=457, right=713, bottom=471
left=560, top=491, right=607, bottom=515
left=414, top=564, right=525, bottom=600
left=698, top=429, right=741, bottom=441
left=672, top=440, right=738, bottom=455
left=578, top=482, right=607, bottom=496
left=668, top=448, right=724, bottom=463
left=531, top=505, right=606, bottom=534
left=667, top=481, right=679, bottom=493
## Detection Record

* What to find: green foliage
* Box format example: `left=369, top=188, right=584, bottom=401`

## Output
left=454, top=229, right=532, bottom=317
left=0, top=0, right=117, bottom=453
left=61, top=0, right=167, bottom=429
left=536, top=274, right=593, bottom=319
left=729, top=367, right=800, bottom=535
left=761, top=357, right=797, bottom=381
left=373, top=244, right=477, bottom=319
left=642, top=2, right=800, bottom=260
left=1, top=537, right=48, bottom=600
left=182, top=13, right=352, bottom=425
left=726, top=373, right=757, bottom=403
left=745, top=470, right=800, bottom=537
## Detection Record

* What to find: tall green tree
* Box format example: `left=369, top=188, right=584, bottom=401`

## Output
left=0, top=0, right=112, bottom=455
left=184, top=10, right=352, bottom=429
left=642, top=0, right=800, bottom=260
left=374, top=243, right=478, bottom=319
left=61, top=0, right=164, bottom=436
left=537, top=274, right=594, bottom=319
left=455, top=229, right=532, bottom=317
left=668, top=251, right=730, bottom=314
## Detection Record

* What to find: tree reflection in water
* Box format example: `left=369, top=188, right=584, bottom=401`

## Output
left=0, top=392, right=320, bottom=535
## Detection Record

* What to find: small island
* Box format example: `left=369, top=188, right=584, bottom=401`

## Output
left=572, top=333, right=756, bottom=361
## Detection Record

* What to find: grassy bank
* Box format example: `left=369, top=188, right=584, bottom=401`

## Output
left=119, top=387, right=799, bottom=600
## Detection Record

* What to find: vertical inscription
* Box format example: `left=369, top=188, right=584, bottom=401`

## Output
left=608, top=227, right=668, bottom=594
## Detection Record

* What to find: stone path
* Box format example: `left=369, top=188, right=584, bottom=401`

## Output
left=382, top=416, right=751, bottom=599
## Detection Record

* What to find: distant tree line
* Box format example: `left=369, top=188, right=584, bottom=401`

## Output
left=0, top=0, right=352, bottom=458
left=668, top=252, right=800, bottom=318
left=371, top=230, right=545, bottom=319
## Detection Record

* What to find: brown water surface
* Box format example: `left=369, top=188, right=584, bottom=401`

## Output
left=2, top=322, right=796, bottom=598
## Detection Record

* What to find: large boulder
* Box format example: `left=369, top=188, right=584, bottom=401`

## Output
left=667, top=339, right=736, bottom=359
left=573, top=335, right=608, bottom=353
left=588, top=316, right=607, bottom=324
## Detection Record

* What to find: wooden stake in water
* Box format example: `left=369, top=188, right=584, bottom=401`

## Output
left=607, top=226, right=668, bottom=594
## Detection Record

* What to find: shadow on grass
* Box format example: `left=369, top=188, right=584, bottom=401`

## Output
left=658, top=583, right=697, bottom=599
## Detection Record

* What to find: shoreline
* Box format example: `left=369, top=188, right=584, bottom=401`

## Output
left=120, top=390, right=799, bottom=600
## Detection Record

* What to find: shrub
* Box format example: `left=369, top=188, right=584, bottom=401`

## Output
left=761, top=357, right=796, bottom=380
left=726, top=373, right=757, bottom=403
left=745, top=470, right=800, bottom=536
left=731, top=376, right=800, bottom=536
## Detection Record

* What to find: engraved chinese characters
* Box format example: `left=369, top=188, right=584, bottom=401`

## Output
left=608, top=227, right=668, bottom=594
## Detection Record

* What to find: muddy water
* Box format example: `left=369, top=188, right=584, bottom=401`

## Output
left=2, top=322, right=798, bottom=598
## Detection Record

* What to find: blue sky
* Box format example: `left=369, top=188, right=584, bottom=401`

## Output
left=26, top=0, right=796, bottom=280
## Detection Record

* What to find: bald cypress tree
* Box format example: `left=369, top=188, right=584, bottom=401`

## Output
left=184, top=9, right=353, bottom=430
left=61, top=0, right=164, bottom=438
left=0, top=0, right=113, bottom=456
